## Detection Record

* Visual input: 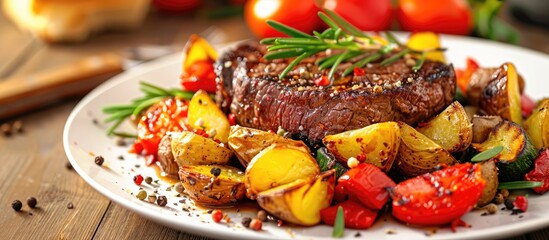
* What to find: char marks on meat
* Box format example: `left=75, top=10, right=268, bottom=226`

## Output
left=216, top=41, right=456, bottom=145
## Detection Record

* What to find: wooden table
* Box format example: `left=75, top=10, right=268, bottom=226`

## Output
left=1, top=7, right=549, bottom=240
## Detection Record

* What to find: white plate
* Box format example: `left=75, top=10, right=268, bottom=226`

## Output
left=64, top=35, right=549, bottom=240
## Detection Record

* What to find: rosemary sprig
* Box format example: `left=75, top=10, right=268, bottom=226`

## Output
left=262, top=9, right=446, bottom=85
left=102, top=81, right=195, bottom=136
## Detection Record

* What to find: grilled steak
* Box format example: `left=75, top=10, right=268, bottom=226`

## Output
left=216, top=41, right=456, bottom=145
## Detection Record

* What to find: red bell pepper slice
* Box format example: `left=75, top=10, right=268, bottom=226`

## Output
left=320, top=201, right=377, bottom=229
left=337, top=163, right=396, bottom=210
left=180, top=60, right=217, bottom=93
left=525, top=149, right=549, bottom=194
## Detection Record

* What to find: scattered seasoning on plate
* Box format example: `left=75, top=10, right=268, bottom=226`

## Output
left=13, top=121, right=23, bottom=133
left=493, top=193, right=504, bottom=204
left=94, top=156, right=104, bottom=166
left=210, top=167, right=221, bottom=177
left=514, top=196, right=528, bottom=212
left=136, top=190, right=147, bottom=200
left=67, top=202, right=74, bottom=209
left=11, top=200, right=22, bottom=211
left=133, top=174, right=143, bottom=186
left=257, top=210, right=267, bottom=222
left=241, top=217, right=252, bottom=228
left=485, top=203, right=498, bottom=214
left=26, top=197, right=37, bottom=208
left=65, top=162, right=73, bottom=170
left=117, top=155, right=124, bottom=160
left=354, top=232, right=362, bottom=237
left=1, top=123, right=12, bottom=136
left=148, top=194, right=157, bottom=203
left=504, top=199, right=515, bottom=210
left=174, top=182, right=184, bottom=194
left=385, top=229, right=396, bottom=235
left=145, top=176, right=153, bottom=185
left=211, top=210, right=223, bottom=223
left=115, top=137, right=127, bottom=146
left=250, top=218, right=262, bottom=231
left=157, top=196, right=167, bottom=206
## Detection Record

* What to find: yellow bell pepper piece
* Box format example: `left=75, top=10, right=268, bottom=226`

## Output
left=406, top=32, right=446, bottom=63
left=182, top=34, right=218, bottom=73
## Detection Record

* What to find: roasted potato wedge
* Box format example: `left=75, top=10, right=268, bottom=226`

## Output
left=524, top=99, right=549, bottom=149
left=170, top=131, right=232, bottom=166
left=179, top=165, right=245, bottom=206
left=476, top=160, right=499, bottom=207
left=416, top=101, right=473, bottom=153
left=187, top=90, right=230, bottom=143
left=228, top=125, right=308, bottom=167
left=323, top=122, right=400, bottom=172
left=472, top=115, right=503, bottom=143
left=479, top=63, right=523, bottom=125
left=257, top=170, right=335, bottom=226
left=245, top=143, right=319, bottom=199
left=395, top=122, right=458, bottom=177
left=158, top=134, right=178, bottom=177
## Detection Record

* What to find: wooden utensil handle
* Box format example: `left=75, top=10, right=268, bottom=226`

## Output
left=0, top=53, right=124, bottom=119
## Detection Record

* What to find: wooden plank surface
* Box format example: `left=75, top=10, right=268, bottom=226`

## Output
left=0, top=5, right=548, bottom=240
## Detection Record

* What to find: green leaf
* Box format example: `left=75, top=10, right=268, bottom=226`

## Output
left=266, top=20, right=313, bottom=38
left=471, top=146, right=504, bottom=162
left=132, top=96, right=166, bottom=116
left=385, top=31, right=402, bottom=46
left=279, top=51, right=319, bottom=79
left=333, top=206, right=345, bottom=238
left=264, top=49, right=307, bottom=60
left=380, top=49, right=410, bottom=66
left=112, top=132, right=137, bottom=138
left=324, top=8, right=369, bottom=39
left=318, top=12, right=341, bottom=32
left=498, top=181, right=543, bottom=189
left=274, top=38, right=325, bottom=45
left=328, top=51, right=349, bottom=80
left=412, top=52, right=426, bottom=72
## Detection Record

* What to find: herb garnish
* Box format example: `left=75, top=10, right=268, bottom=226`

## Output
left=498, top=181, right=543, bottom=189
left=261, top=9, right=446, bottom=84
left=333, top=206, right=345, bottom=238
left=471, top=146, right=504, bottom=162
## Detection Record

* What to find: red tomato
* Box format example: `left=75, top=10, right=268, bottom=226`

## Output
left=132, top=98, right=189, bottom=162
left=244, top=0, right=321, bottom=38
left=320, top=201, right=377, bottom=229
left=153, top=0, right=202, bottom=12
left=396, top=0, right=473, bottom=35
left=392, top=163, right=486, bottom=226
left=180, top=60, right=217, bottom=93
left=338, top=163, right=396, bottom=210
left=321, top=0, right=393, bottom=31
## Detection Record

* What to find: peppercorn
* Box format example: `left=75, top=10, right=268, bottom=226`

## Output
left=26, top=197, right=37, bottom=208
left=94, top=156, right=104, bottom=166
left=133, top=174, right=144, bottom=186
left=12, top=200, right=22, bottom=211
left=136, top=190, right=147, bottom=200
left=493, top=193, right=504, bottom=204
left=148, top=194, right=157, bottom=203
left=157, top=196, right=167, bottom=207
left=504, top=198, right=515, bottom=210
left=211, top=209, right=223, bottom=223
left=250, top=218, right=262, bottom=231
left=241, top=217, right=252, bottom=228
left=485, top=203, right=498, bottom=214
left=210, top=167, right=221, bottom=177
left=514, top=196, right=528, bottom=212
left=1, top=123, right=12, bottom=136
left=144, top=176, right=153, bottom=184
left=174, top=182, right=185, bottom=194
left=13, top=121, right=23, bottom=133
left=65, top=162, right=73, bottom=170
left=500, top=189, right=510, bottom=198
left=67, top=202, right=74, bottom=209
left=257, top=210, right=267, bottom=222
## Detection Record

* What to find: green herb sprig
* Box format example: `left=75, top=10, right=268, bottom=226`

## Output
left=498, top=181, right=543, bottom=189
left=102, top=81, right=195, bottom=136
left=261, top=9, right=445, bottom=85
left=471, top=146, right=504, bottom=162
left=332, top=206, right=345, bottom=238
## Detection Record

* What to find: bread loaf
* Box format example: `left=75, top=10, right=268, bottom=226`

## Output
left=3, top=0, right=151, bottom=42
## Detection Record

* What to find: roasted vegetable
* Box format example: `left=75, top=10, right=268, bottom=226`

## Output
left=245, top=143, right=319, bottom=199
left=228, top=125, right=308, bottom=167
left=316, top=147, right=348, bottom=179
left=337, top=163, right=396, bottom=210
left=479, top=63, right=523, bottom=125
left=256, top=170, right=335, bottom=226
left=323, top=122, right=401, bottom=172
left=525, top=149, right=549, bottom=194
left=416, top=101, right=473, bottom=153
left=178, top=165, right=245, bottom=206
left=187, top=90, right=230, bottom=143
left=476, top=160, right=499, bottom=207
left=473, top=121, right=536, bottom=182
left=320, top=200, right=377, bottom=229
left=157, top=134, right=178, bottom=177
left=395, top=122, right=458, bottom=177
left=467, top=67, right=497, bottom=106
left=471, top=115, right=503, bottom=143
left=524, top=99, right=549, bottom=150
left=392, top=163, right=486, bottom=226
left=170, top=131, right=232, bottom=166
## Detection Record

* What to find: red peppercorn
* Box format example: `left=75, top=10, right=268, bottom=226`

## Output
left=133, top=174, right=144, bottom=186
left=514, top=196, right=528, bottom=212
left=193, top=129, right=209, bottom=138
left=314, top=76, right=330, bottom=87
left=228, top=113, right=237, bottom=126
left=353, top=67, right=366, bottom=76
left=211, top=209, right=223, bottom=223
left=250, top=218, right=262, bottom=231
left=356, top=153, right=366, bottom=162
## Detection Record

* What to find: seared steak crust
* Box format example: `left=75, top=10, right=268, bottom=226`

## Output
left=216, top=41, right=456, bottom=144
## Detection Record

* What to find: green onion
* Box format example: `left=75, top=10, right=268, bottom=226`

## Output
left=332, top=206, right=345, bottom=238
left=471, top=146, right=504, bottom=162
left=498, top=181, right=543, bottom=189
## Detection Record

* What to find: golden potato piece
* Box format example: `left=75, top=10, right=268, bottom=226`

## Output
left=257, top=170, right=335, bottom=226
left=228, top=125, right=308, bottom=167
left=477, top=160, right=499, bottom=207
left=245, top=143, right=319, bottom=199
left=188, top=90, right=230, bottom=143
left=179, top=165, right=245, bottom=206
left=416, top=101, right=473, bottom=153
left=323, top=122, right=400, bottom=172
left=170, top=131, right=232, bottom=166
left=524, top=99, right=549, bottom=150
left=479, top=63, right=522, bottom=125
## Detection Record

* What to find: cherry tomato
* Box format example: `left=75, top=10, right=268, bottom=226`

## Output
left=132, top=98, right=189, bottom=162
left=392, top=163, right=486, bottom=226
left=521, top=94, right=536, bottom=118
left=525, top=149, right=549, bottom=194
left=180, top=60, right=217, bottom=93
left=244, top=0, right=321, bottom=38
left=320, top=0, right=393, bottom=31
left=514, top=196, right=528, bottom=212
left=153, top=0, right=202, bottom=12
left=396, top=0, right=473, bottom=35
left=320, top=201, right=377, bottom=229
left=337, top=163, right=396, bottom=210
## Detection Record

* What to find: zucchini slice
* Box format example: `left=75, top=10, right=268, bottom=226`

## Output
left=472, top=120, right=536, bottom=182
left=479, top=63, right=522, bottom=125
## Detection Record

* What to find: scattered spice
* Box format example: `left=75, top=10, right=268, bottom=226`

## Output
left=67, top=202, right=74, bottom=209
left=115, top=137, right=127, bottom=146
left=1, top=123, right=12, bottom=136
left=210, top=167, right=221, bottom=177
left=174, top=182, right=185, bottom=194
left=500, top=189, right=510, bottom=198
left=94, top=156, right=104, bottom=166
left=144, top=176, right=153, bottom=184
left=12, top=200, right=22, bottom=211
left=26, top=197, right=37, bottom=208
left=514, top=195, right=528, bottom=212
left=13, top=121, right=23, bottom=133
left=241, top=217, right=252, bottom=228
left=385, top=229, right=396, bottom=235
left=257, top=210, right=267, bottom=222
left=157, top=196, right=167, bottom=207
left=65, top=162, right=73, bottom=170
left=354, top=232, right=361, bottom=237
left=504, top=199, right=515, bottom=210
left=148, top=194, right=157, bottom=203
left=136, top=190, right=147, bottom=200
left=250, top=218, right=262, bottom=231
left=211, top=209, right=223, bottom=223
left=117, top=155, right=124, bottom=160
left=493, top=193, right=504, bottom=204
left=485, top=203, right=498, bottom=214
left=133, top=174, right=144, bottom=186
